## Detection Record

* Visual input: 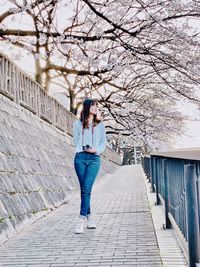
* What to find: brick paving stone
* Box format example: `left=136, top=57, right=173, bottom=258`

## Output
left=0, top=165, right=163, bottom=267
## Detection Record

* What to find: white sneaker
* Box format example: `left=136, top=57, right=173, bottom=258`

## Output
left=75, top=217, right=86, bottom=234
left=87, top=215, right=96, bottom=229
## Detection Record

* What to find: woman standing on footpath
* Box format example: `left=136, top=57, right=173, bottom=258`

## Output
left=73, top=98, right=107, bottom=234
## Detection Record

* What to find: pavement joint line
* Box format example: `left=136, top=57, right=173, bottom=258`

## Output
left=93, top=211, right=150, bottom=214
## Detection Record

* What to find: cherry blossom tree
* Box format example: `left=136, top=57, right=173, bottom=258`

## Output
left=0, top=0, right=199, bottom=159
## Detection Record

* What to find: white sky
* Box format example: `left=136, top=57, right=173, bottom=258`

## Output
left=173, top=102, right=200, bottom=149
left=1, top=1, right=200, bottom=150
left=174, top=120, right=200, bottom=149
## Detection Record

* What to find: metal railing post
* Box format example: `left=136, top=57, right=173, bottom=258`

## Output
left=184, top=164, right=200, bottom=267
left=155, top=157, right=161, bottom=205
left=163, top=159, right=171, bottom=229
left=150, top=156, right=155, bottom=192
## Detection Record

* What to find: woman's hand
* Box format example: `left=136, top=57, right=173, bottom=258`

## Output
left=86, top=148, right=97, bottom=153
left=96, top=110, right=103, bottom=120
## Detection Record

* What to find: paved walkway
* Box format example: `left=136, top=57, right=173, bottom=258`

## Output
left=0, top=165, right=162, bottom=267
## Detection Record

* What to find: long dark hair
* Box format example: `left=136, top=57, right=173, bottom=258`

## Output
left=79, top=98, right=102, bottom=129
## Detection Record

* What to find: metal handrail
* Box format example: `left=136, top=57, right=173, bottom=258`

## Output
left=142, top=150, right=200, bottom=267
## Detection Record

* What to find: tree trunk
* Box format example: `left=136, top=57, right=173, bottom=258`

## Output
left=35, top=58, right=42, bottom=85
left=44, top=43, right=51, bottom=92
left=35, top=41, right=42, bottom=86
left=69, top=88, right=76, bottom=114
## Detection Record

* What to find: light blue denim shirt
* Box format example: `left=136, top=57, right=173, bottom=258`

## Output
left=73, top=120, right=107, bottom=155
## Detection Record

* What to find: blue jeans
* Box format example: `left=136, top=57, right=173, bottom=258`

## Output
left=74, top=152, right=101, bottom=217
